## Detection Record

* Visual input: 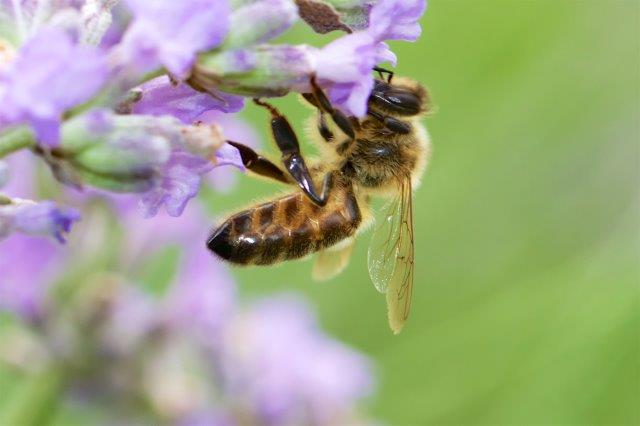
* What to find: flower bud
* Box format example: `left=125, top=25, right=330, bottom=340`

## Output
left=58, top=110, right=174, bottom=193
left=192, top=45, right=315, bottom=97
left=0, top=197, right=80, bottom=243
left=224, top=0, right=298, bottom=49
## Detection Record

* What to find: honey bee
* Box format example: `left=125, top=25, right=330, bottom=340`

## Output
left=208, top=69, right=431, bottom=334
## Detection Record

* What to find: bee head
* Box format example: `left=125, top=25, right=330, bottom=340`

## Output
left=369, top=78, right=430, bottom=116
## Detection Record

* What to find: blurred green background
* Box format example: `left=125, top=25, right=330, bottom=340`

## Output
left=205, top=1, right=639, bottom=424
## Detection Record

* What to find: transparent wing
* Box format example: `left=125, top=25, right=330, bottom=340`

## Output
left=367, top=195, right=402, bottom=294
left=312, top=238, right=355, bottom=282
left=367, top=178, right=415, bottom=334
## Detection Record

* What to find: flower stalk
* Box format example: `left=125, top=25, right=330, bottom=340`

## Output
left=0, top=126, right=36, bottom=158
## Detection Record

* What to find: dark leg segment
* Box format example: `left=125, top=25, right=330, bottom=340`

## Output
left=253, top=98, right=333, bottom=206
left=226, top=141, right=292, bottom=185
left=373, top=66, right=394, bottom=83
left=317, top=112, right=334, bottom=142
left=306, top=77, right=355, bottom=140
left=301, top=94, right=335, bottom=143
left=368, top=110, right=411, bottom=134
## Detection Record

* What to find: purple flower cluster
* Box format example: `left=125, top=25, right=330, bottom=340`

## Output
left=0, top=198, right=374, bottom=425
left=0, top=0, right=426, bottom=242
left=195, top=0, right=426, bottom=115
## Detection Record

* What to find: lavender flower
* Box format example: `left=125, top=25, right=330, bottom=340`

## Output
left=0, top=27, right=107, bottom=146
left=194, top=45, right=316, bottom=97
left=117, top=0, right=231, bottom=78
left=59, top=110, right=172, bottom=192
left=48, top=110, right=243, bottom=214
left=194, top=38, right=379, bottom=115
left=131, top=76, right=245, bottom=122
left=139, top=149, right=213, bottom=217
left=192, top=0, right=427, bottom=115
left=138, top=128, right=243, bottom=218
left=314, top=31, right=382, bottom=116
left=0, top=198, right=80, bottom=242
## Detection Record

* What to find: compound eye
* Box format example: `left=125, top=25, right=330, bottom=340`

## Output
left=369, top=88, right=422, bottom=116
left=382, top=90, right=421, bottom=115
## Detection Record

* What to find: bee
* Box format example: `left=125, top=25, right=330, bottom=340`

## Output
left=208, top=68, right=431, bottom=334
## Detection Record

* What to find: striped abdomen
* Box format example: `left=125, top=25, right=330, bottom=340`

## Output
left=207, top=185, right=361, bottom=265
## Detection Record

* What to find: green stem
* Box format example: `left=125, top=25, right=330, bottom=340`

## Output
left=0, top=126, right=36, bottom=158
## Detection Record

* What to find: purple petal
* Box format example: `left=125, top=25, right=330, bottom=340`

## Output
left=214, top=143, right=244, bottom=169
left=120, top=0, right=231, bottom=78
left=375, top=41, right=397, bottom=66
left=0, top=27, right=108, bottom=147
left=197, top=110, right=259, bottom=192
left=327, top=77, right=374, bottom=118
left=138, top=131, right=243, bottom=217
left=138, top=149, right=214, bottom=218
left=132, top=76, right=244, bottom=123
left=314, top=32, right=378, bottom=116
left=369, top=0, right=426, bottom=41
left=315, top=32, right=377, bottom=83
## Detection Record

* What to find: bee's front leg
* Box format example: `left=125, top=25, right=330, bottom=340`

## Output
left=253, top=98, right=334, bottom=206
left=301, top=76, right=356, bottom=140
left=373, top=66, right=394, bottom=83
left=316, top=111, right=335, bottom=143
left=368, top=110, right=411, bottom=134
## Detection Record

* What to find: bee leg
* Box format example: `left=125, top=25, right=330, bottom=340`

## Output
left=300, top=94, right=335, bottom=143
left=253, top=98, right=332, bottom=206
left=226, top=141, right=292, bottom=185
left=373, top=66, right=394, bottom=83
left=317, top=112, right=335, bottom=142
left=368, top=110, right=411, bottom=134
left=306, top=76, right=356, bottom=140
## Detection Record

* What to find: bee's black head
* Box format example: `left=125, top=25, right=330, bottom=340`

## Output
left=369, top=78, right=428, bottom=116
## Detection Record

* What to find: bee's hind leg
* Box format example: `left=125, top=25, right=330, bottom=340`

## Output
left=252, top=99, right=334, bottom=206
left=226, top=141, right=292, bottom=185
